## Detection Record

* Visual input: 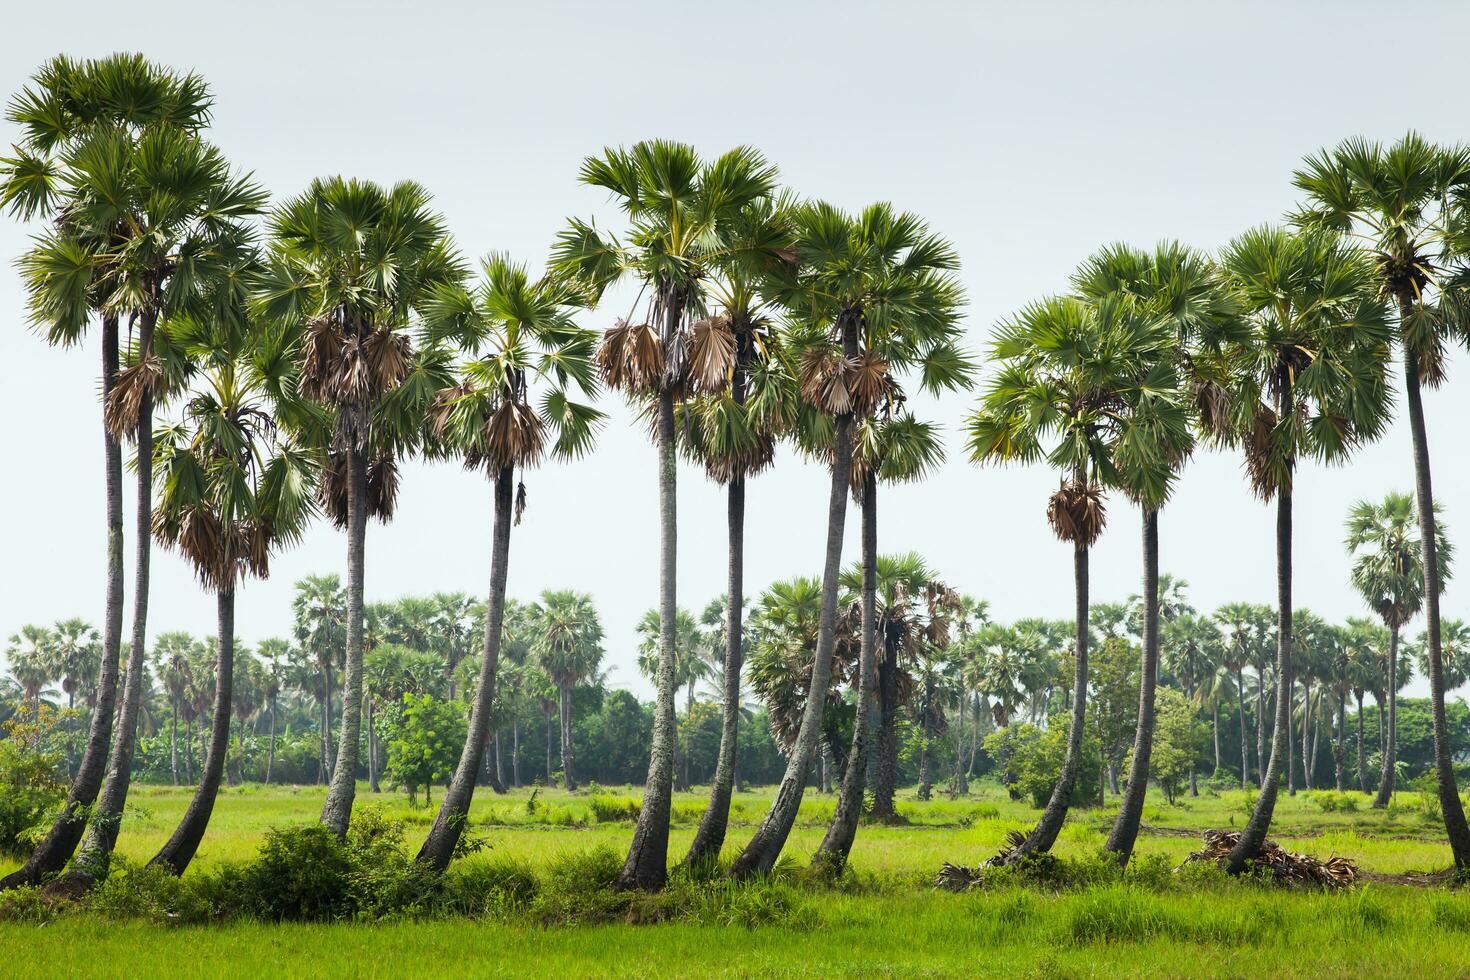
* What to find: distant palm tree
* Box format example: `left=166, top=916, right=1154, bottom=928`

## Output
left=531, top=591, right=604, bottom=792
left=968, top=292, right=1176, bottom=863
left=292, top=574, right=346, bottom=782
left=1346, top=492, right=1448, bottom=808
left=636, top=608, right=712, bottom=793
left=6, top=626, right=55, bottom=734
left=152, top=632, right=197, bottom=786
left=1219, top=226, right=1392, bottom=873
left=256, top=176, right=463, bottom=838
left=1341, top=618, right=1385, bottom=792
left=1215, top=602, right=1274, bottom=789
left=256, top=638, right=290, bottom=785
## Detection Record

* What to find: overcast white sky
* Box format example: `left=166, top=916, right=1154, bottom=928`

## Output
left=4, top=1, right=1470, bottom=700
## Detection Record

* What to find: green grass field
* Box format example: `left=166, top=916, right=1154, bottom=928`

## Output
left=4, top=782, right=1470, bottom=978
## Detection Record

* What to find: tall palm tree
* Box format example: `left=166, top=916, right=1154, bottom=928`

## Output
left=255, top=637, right=289, bottom=785
left=1341, top=618, right=1384, bottom=793
left=6, top=627, right=55, bottom=731
left=1070, top=241, right=1229, bottom=864
left=1421, top=620, right=1470, bottom=695
left=553, top=140, right=777, bottom=890
left=968, top=291, right=1175, bottom=862
left=1215, top=602, right=1273, bottom=789
left=255, top=176, right=463, bottom=837
left=415, top=257, right=601, bottom=871
left=734, top=201, right=966, bottom=879
left=152, top=632, right=196, bottom=786
left=530, top=590, right=604, bottom=793
left=292, top=574, right=346, bottom=782
left=46, top=619, right=99, bottom=776
left=140, top=319, right=315, bottom=876
left=1220, top=226, right=1391, bottom=872
left=1295, top=134, right=1470, bottom=863
left=1346, top=492, right=1448, bottom=808
left=1291, top=610, right=1337, bottom=793
left=0, top=54, right=241, bottom=892
left=635, top=608, right=712, bottom=793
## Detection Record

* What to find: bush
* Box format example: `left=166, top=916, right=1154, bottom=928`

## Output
left=444, top=858, right=539, bottom=917
left=1312, top=791, right=1360, bottom=813
left=244, top=824, right=357, bottom=921
left=0, top=710, right=67, bottom=858
left=590, top=795, right=641, bottom=823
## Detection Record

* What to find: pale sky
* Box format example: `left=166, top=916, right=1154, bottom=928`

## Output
left=4, top=1, right=1470, bottom=700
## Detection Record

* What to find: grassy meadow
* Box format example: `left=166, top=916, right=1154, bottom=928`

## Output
left=5, top=781, right=1470, bottom=977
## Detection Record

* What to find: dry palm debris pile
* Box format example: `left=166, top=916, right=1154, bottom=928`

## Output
left=1182, top=829, right=1359, bottom=889
left=934, top=829, right=1030, bottom=891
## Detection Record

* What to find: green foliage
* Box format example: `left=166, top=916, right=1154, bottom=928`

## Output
left=984, top=717, right=1103, bottom=810
left=244, top=823, right=357, bottom=921
left=385, top=693, right=466, bottom=807
left=589, top=795, right=641, bottom=823
left=1143, top=689, right=1207, bottom=805
left=0, top=709, right=67, bottom=857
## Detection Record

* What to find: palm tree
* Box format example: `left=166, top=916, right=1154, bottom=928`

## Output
left=968, top=292, right=1175, bottom=863
left=745, top=577, right=852, bottom=759
left=1341, top=618, right=1384, bottom=793
left=415, top=257, right=601, bottom=872
left=530, top=590, right=604, bottom=792
left=152, top=632, right=196, bottom=786
left=1422, top=620, right=1470, bottom=695
left=554, top=140, right=778, bottom=890
left=1215, top=602, right=1273, bottom=789
left=1071, top=241, right=1228, bottom=864
left=1346, top=492, right=1449, bottom=808
left=255, top=176, right=463, bottom=837
left=144, top=323, right=316, bottom=876
left=47, top=619, right=99, bottom=776
left=6, top=626, right=55, bottom=733
left=635, top=608, right=712, bottom=793
left=1219, top=226, right=1392, bottom=872
left=1295, top=134, right=1470, bottom=864
left=292, top=574, right=346, bottom=782
left=256, top=638, right=289, bottom=785
left=0, top=54, right=246, bottom=893
left=735, top=201, right=966, bottom=879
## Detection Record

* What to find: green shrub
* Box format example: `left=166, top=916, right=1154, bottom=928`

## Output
left=590, top=795, right=641, bottom=823
left=444, top=858, right=539, bottom=916
left=88, top=859, right=216, bottom=925
left=244, top=824, right=356, bottom=921
left=0, top=885, right=50, bottom=924
left=0, top=712, right=67, bottom=858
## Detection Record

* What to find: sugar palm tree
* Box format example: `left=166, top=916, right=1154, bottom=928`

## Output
left=255, top=637, right=289, bottom=785
left=6, top=627, right=55, bottom=730
left=292, top=574, right=346, bottom=781
left=1295, top=134, right=1470, bottom=862
left=0, top=54, right=251, bottom=892
left=635, top=608, right=712, bottom=793
left=152, top=632, right=196, bottom=785
left=1341, top=618, right=1384, bottom=792
left=1215, top=602, right=1273, bottom=789
left=967, top=292, right=1175, bottom=863
left=1346, top=492, right=1449, bottom=808
left=143, top=323, right=315, bottom=876
left=1219, top=226, right=1392, bottom=872
left=1422, top=620, right=1470, bottom=695
left=47, top=619, right=99, bottom=777
left=553, top=140, right=777, bottom=890
left=530, top=590, right=604, bottom=793
left=734, top=201, right=966, bottom=879
left=415, top=257, right=601, bottom=871
left=255, top=176, right=463, bottom=837
left=1291, top=610, right=1337, bottom=792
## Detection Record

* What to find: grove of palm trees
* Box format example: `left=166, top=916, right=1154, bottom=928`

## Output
left=8, top=7, right=1470, bottom=977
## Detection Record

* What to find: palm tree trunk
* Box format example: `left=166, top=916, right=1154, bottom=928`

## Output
left=1212, top=701, right=1221, bottom=774
left=1373, top=627, right=1400, bottom=809
left=367, top=696, right=379, bottom=793
left=685, top=468, right=748, bottom=866
left=170, top=698, right=179, bottom=786
left=560, top=682, right=576, bottom=791
left=1186, top=649, right=1197, bottom=798
left=1106, top=507, right=1159, bottom=864
left=419, top=465, right=513, bottom=872
left=1256, top=668, right=1268, bottom=790
left=322, top=443, right=368, bottom=836
left=816, top=471, right=877, bottom=874
left=1310, top=689, right=1322, bottom=788
left=1007, top=537, right=1090, bottom=863
left=512, top=717, right=521, bottom=788
left=730, top=325, right=857, bottom=881
left=1300, top=678, right=1313, bottom=791
left=1400, top=336, right=1470, bottom=863
left=1236, top=667, right=1249, bottom=790
left=545, top=712, right=553, bottom=783
left=873, top=636, right=900, bottom=821
left=1287, top=669, right=1298, bottom=796
left=1334, top=692, right=1345, bottom=792
left=493, top=730, right=505, bottom=792
left=1355, top=691, right=1367, bottom=793
left=53, top=310, right=157, bottom=894
left=1, top=315, right=126, bottom=893
left=266, top=694, right=277, bottom=786
left=150, top=589, right=235, bottom=875
left=1228, top=477, right=1292, bottom=873
left=917, top=674, right=934, bottom=800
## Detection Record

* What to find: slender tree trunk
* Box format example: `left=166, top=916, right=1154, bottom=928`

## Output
left=730, top=323, right=857, bottom=880
left=817, top=473, right=877, bottom=875
left=1212, top=701, right=1221, bottom=774
left=266, top=694, right=277, bottom=786
left=1355, top=691, right=1367, bottom=793
left=150, top=589, right=235, bottom=875
left=917, top=674, right=934, bottom=800
left=1236, top=667, right=1249, bottom=790
left=52, top=312, right=157, bottom=893
left=493, top=730, right=505, bottom=792
left=321, top=443, right=368, bottom=836
left=1300, top=678, right=1313, bottom=792
left=170, top=698, right=179, bottom=786
left=1007, top=536, right=1091, bottom=864
left=873, top=637, right=900, bottom=821
left=1256, top=667, right=1268, bottom=790
left=1228, top=478, right=1292, bottom=873
left=1106, top=507, right=1159, bottom=864
left=367, top=697, right=379, bottom=793
left=1373, top=627, right=1400, bottom=809
left=684, top=469, right=747, bottom=866
left=1287, top=667, right=1298, bottom=796
left=1310, top=688, right=1323, bottom=789
left=2, top=317, right=125, bottom=892
left=419, top=465, right=513, bottom=872
left=1187, top=650, right=1197, bottom=798
left=512, top=717, right=521, bottom=788
left=1334, top=692, right=1345, bottom=792
left=560, top=682, right=576, bottom=791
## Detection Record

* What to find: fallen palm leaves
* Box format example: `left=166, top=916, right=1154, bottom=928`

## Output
left=1181, top=829, right=1359, bottom=889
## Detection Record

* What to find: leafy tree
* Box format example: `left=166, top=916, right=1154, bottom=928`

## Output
left=1141, top=689, right=1207, bottom=805
left=385, top=694, right=466, bottom=808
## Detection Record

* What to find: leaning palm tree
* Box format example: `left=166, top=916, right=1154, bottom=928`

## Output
left=553, top=140, right=778, bottom=890
left=1345, top=492, right=1449, bottom=808
left=530, top=591, right=604, bottom=792
left=968, top=292, right=1177, bottom=863
left=0, top=54, right=248, bottom=892
left=415, top=256, right=601, bottom=872
left=734, top=201, right=966, bottom=879
left=1218, top=226, right=1392, bottom=872
left=144, top=325, right=315, bottom=876
left=1295, top=134, right=1470, bottom=863
left=255, top=176, right=463, bottom=837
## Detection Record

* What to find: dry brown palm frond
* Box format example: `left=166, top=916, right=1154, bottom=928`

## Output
left=1192, top=379, right=1232, bottom=440
left=483, top=399, right=546, bottom=470
left=365, top=326, right=413, bottom=393
left=703, top=432, right=776, bottom=484
left=366, top=454, right=399, bottom=521
left=799, top=347, right=855, bottom=416
left=596, top=319, right=664, bottom=392
left=299, top=316, right=344, bottom=403
left=935, top=862, right=982, bottom=892
left=848, top=351, right=891, bottom=417
left=105, top=355, right=164, bottom=439
left=515, top=480, right=527, bottom=526
left=1244, top=406, right=1280, bottom=500
left=1046, top=480, right=1106, bottom=548
left=1181, top=830, right=1358, bottom=889
left=333, top=334, right=373, bottom=405
left=429, top=383, right=474, bottom=439
left=318, top=451, right=349, bottom=529
left=688, top=315, right=736, bottom=394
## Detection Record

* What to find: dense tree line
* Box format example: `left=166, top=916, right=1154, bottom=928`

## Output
left=6, top=52, right=1470, bottom=895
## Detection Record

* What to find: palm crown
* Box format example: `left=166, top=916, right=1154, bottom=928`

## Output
left=1345, top=491, right=1451, bottom=629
